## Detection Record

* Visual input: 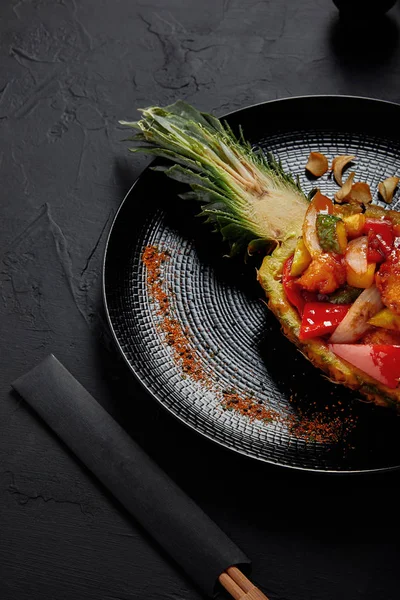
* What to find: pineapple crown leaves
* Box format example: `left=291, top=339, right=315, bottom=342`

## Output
left=120, top=101, right=307, bottom=256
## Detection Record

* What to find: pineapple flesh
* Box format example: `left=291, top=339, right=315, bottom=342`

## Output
left=121, top=101, right=400, bottom=410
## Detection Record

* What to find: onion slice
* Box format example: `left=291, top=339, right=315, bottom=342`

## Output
left=302, top=191, right=333, bottom=257
left=329, top=285, right=383, bottom=343
left=345, top=236, right=368, bottom=274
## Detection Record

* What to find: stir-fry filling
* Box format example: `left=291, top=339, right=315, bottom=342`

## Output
left=283, top=189, right=400, bottom=388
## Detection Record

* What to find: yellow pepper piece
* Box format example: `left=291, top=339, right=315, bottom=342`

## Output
left=343, top=214, right=366, bottom=239
left=368, top=308, right=400, bottom=331
left=346, top=263, right=376, bottom=288
left=290, top=238, right=312, bottom=277
left=336, top=221, right=348, bottom=254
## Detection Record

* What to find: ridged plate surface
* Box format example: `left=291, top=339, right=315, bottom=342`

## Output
left=104, top=96, right=400, bottom=472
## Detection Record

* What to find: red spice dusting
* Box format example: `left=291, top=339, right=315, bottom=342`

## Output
left=142, top=245, right=357, bottom=446
left=288, top=412, right=343, bottom=444
left=222, top=390, right=357, bottom=444
left=222, top=391, right=281, bottom=424
left=142, top=245, right=209, bottom=385
left=142, top=246, right=170, bottom=314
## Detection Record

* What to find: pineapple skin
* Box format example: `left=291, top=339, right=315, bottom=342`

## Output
left=257, top=238, right=400, bottom=411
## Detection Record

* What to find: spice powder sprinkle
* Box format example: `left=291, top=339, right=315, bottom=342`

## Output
left=142, top=245, right=209, bottom=385
left=142, top=245, right=357, bottom=445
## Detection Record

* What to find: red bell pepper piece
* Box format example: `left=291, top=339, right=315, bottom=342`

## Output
left=299, top=303, right=350, bottom=340
left=364, top=219, right=394, bottom=258
left=367, top=242, right=385, bottom=264
left=283, top=256, right=305, bottom=316
left=329, top=344, right=400, bottom=389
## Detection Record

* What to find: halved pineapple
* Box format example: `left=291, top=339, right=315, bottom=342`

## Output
left=121, top=101, right=400, bottom=410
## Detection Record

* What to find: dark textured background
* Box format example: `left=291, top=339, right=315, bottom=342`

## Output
left=1, top=1, right=400, bottom=599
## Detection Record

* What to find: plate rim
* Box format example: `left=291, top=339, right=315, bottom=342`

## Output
left=103, top=94, right=400, bottom=475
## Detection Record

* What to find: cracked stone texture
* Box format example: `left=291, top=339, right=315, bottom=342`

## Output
left=1, top=1, right=400, bottom=599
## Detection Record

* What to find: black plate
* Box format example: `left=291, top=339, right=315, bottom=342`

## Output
left=104, top=96, right=400, bottom=473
